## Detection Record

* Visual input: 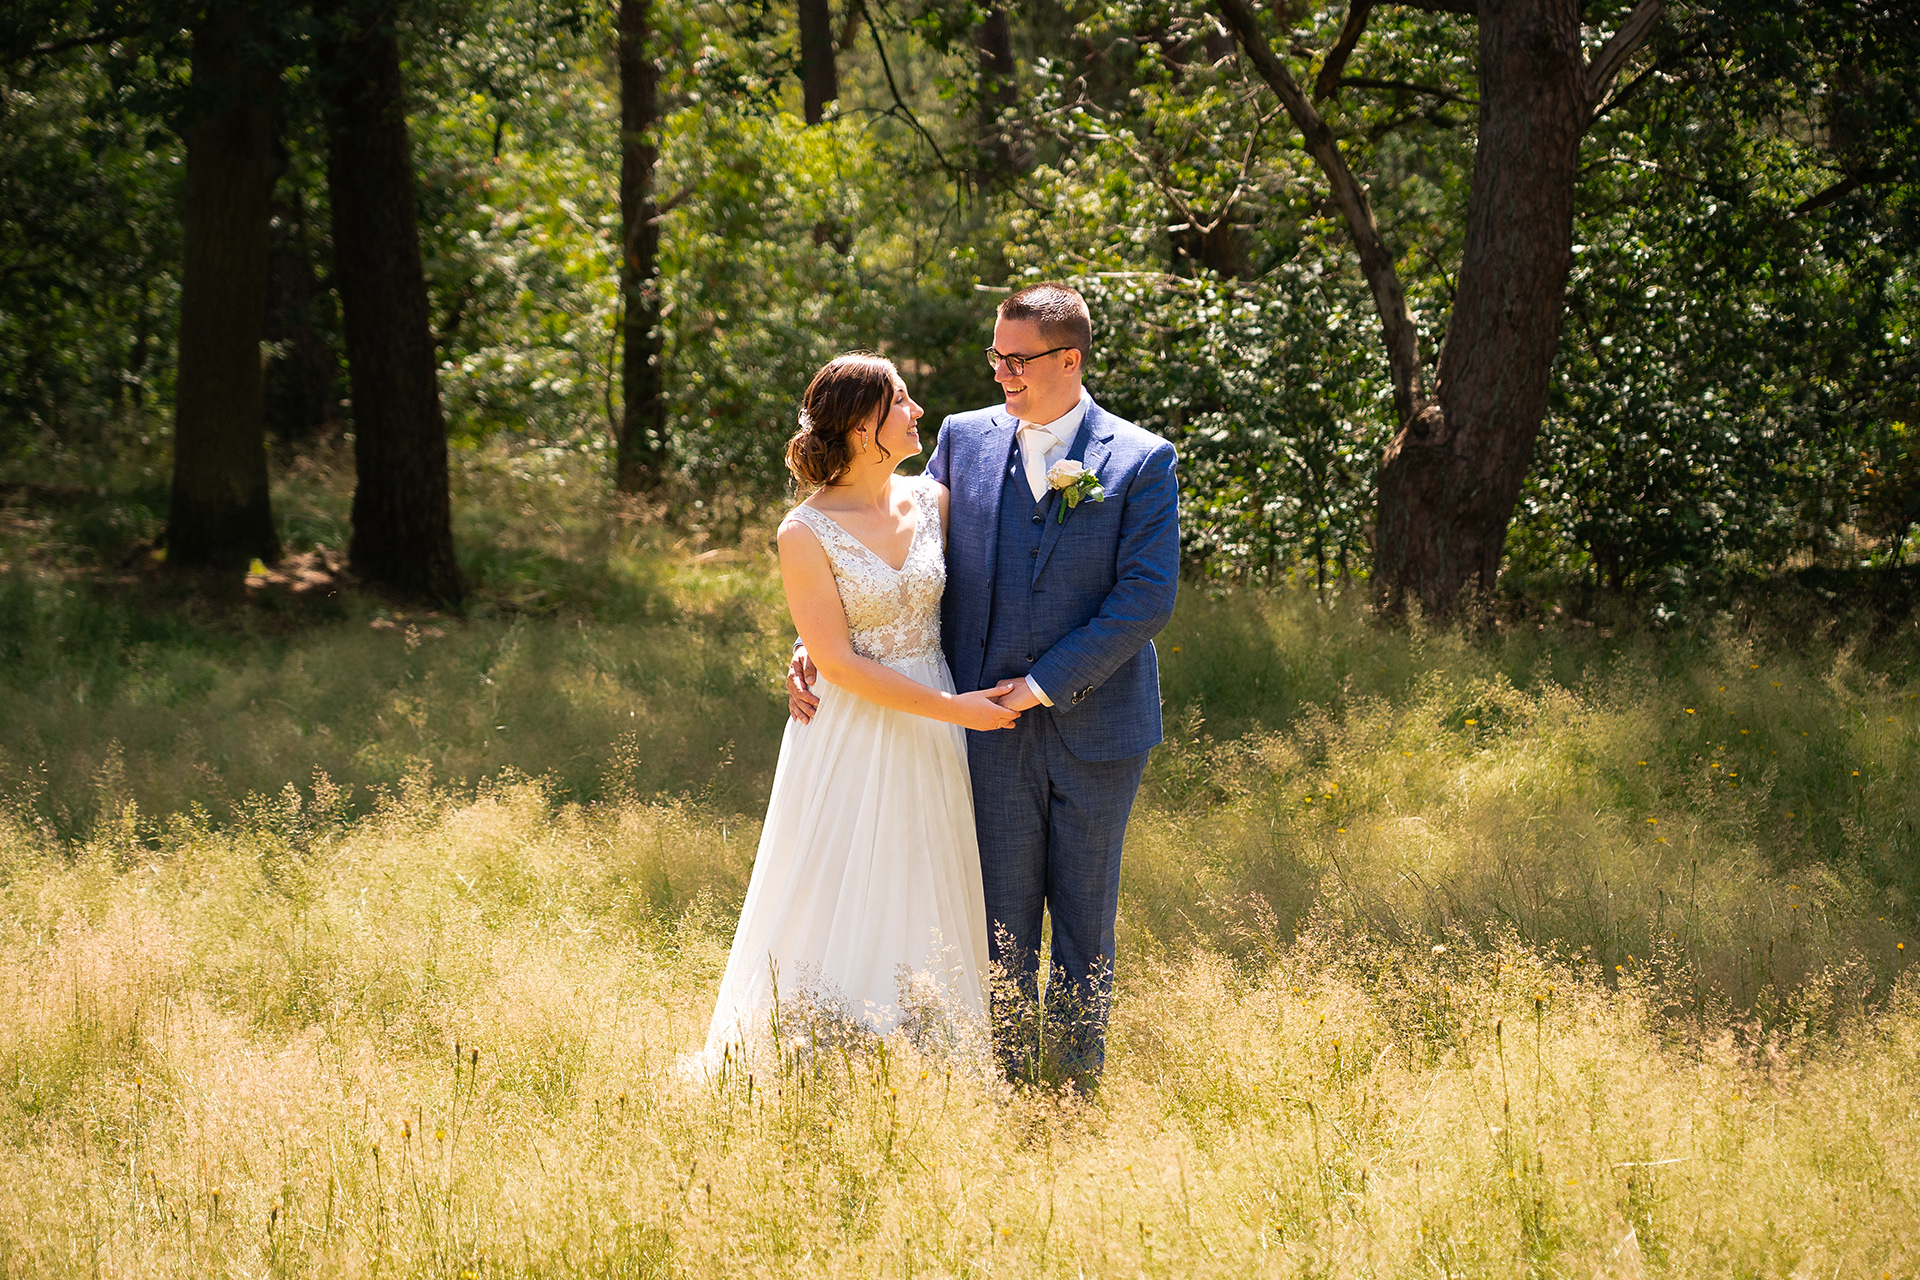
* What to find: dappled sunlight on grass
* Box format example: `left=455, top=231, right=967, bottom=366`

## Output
left=1138, top=587, right=1919, bottom=1025
left=2, top=782, right=1916, bottom=1275
left=0, top=444, right=795, bottom=836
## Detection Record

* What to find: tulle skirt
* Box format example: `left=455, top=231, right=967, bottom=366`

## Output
left=694, top=650, right=989, bottom=1068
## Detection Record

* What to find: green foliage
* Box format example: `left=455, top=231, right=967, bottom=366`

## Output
left=0, top=46, right=181, bottom=456
left=406, top=0, right=625, bottom=441
left=659, top=105, right=993, bottom=491
left=1078, top=269, right=1387, bottom=581
left=1516, top=1, right=1920, bottom=591
left=4, top=0, right=1919, bottom=594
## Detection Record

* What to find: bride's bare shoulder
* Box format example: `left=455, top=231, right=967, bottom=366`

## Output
left=777, top=504, right=828, bottom=549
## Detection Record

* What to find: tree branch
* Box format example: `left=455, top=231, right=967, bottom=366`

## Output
left=646, top=184, right=696, bottom=223
left=1313, top=0, right=1374, bottom=103
left=1382, top=0, right=1475, bottom=14
left=1340, top=76, right=1475, bottom=104
left=1212, top=0, right=1425, bottom=425
left=1586, top=61, right=1655, bottom=126
left=4, top=25, right=138, bottom=65
left=855, top=0, right=954, bottom=173
left=1793, top=166, right=1888, bottom=216
left=1583, top=0, right=1663, bottom=118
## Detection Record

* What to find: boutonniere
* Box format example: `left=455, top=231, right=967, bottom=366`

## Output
left=1046, top=459, right=1106, bottom=523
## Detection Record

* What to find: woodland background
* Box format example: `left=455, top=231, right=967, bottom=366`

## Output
left=2, top=0, right=1916, bottom=604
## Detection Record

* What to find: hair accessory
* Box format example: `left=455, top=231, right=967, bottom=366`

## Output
left=797, top=409, right=815, bottom=431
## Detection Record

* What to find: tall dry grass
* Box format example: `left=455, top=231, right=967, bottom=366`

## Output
left=2, top=778, right=1917, bottom=1276
left=4, top=446, right=1919, bottom=1273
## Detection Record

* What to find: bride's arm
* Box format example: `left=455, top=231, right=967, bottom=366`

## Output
left=779, top=521, right=1018, bottom=731
left=934, top=480, right=950, bottom=551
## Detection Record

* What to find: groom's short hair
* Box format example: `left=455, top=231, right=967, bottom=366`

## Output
left=998, top=284, right=1092, bottom=360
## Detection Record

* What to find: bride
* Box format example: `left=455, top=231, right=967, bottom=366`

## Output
left=693, top=352, right=1017, bottom=1067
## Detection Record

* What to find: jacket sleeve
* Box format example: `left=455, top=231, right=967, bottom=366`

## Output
left=926, top=415, right=955, bottom=486
left=1026, top=440, right=1180, bottom=703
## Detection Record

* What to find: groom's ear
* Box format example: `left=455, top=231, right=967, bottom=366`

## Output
left=1063, top=346, right=1086, bottom=377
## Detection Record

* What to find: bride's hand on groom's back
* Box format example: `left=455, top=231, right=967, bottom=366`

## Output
left=787, top=648, right=820, bottom=722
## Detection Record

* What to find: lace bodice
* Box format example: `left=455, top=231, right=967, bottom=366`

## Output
left=784, top=477, right=945, bottom=668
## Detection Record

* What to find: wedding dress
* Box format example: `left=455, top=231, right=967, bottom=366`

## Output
left=694, top=476, right=988, bottom=1068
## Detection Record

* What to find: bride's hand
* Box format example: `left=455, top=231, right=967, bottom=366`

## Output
left=787, top=646, right=820, bottom=723
left=951, top=682, right=1023, bottom=731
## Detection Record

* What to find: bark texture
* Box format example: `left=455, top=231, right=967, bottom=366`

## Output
left=167, top=0, right=280, bottom=569
left=797, top=0, right=837, bottom=124
left=316, top=0, right=463, bottom=605
left=615, top=0, right=667, bottom=493
left=1373, top=0, right=1588, bottom=614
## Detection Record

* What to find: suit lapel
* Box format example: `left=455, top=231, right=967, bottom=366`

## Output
left=975, top=411, right=1019, bottom=590
left=1033, top=400, right=1114, bottom=580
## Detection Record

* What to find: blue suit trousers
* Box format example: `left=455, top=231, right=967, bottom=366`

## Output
left=969, top=714, right=1148, bottom=1083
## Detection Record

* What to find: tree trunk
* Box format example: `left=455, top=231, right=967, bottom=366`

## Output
left=1172, top=219, right=1251, bottom=279
left=797, top=0, right=837, bottom=124
left=315, top=0, right=463, bottom=605
left=167, top=0, right=280, bottom=570
left=616, top=0, right=667, bottom=493
left=976, top=5, right=1021, bottom=182
left=1372, top=0, right=1587, bottom=615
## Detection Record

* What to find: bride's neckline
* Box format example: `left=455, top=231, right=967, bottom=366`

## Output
left=802, top=480, right=924, bottom=573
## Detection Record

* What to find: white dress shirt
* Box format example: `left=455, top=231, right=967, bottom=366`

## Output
left=1018, top=390, right=1092, bottom=502
left=1013, top=390, right=1091, bottom=707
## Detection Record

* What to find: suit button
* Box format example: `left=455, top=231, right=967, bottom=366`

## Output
left=1029, top=548, right=1038, bottom=558
left=1025, top=654, right=1033, bottom=662
left=980, top=639, right=987, bottom=649
left=1031, top=514, right=1042, bottom=525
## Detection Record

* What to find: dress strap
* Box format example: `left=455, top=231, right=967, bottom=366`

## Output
left=784, top=503, right=854, bottom=559
left=912, top=475, right=943, bottom=549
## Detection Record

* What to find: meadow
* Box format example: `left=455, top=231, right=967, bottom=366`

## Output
left=2, top=445, right=1918, bottom=1277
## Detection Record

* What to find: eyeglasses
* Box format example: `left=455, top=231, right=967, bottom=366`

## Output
left=984, top=346, right=1074, bottom=376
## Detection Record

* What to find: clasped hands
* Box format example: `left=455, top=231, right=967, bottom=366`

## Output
left=785, top=647, right=1038, bottom=729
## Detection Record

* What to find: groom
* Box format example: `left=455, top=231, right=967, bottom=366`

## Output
left=791, top=283, right=1180, bottom=1086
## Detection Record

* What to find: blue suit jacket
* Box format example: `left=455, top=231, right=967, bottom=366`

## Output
left=927, top=396, right=1180, bottom=762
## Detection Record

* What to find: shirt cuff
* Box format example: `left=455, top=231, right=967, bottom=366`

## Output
left=1025, top=674, right=1053, bottom=707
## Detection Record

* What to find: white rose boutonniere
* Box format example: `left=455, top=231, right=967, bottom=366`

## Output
left=1046, top=459, right=1106, bottom=524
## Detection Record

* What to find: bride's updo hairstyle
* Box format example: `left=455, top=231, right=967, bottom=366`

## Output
left=786, top=352, right=896, bottom=489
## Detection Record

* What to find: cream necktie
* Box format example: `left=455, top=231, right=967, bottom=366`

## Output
left=1019, top=425, right=1055, bottom=502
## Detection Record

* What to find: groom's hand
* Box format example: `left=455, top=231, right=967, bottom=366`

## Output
left=787, top=647, right=820, bottom=722
left=990, top=680, right=1042, bottom=713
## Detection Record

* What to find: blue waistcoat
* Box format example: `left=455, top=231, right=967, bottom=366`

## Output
left=982, top=439, right=1051, bottom=687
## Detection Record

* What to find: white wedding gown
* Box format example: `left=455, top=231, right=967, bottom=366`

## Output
left=694, top=476, right=989, bottom=1068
